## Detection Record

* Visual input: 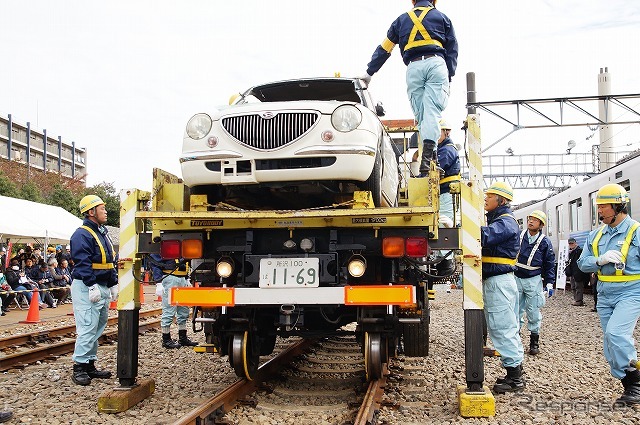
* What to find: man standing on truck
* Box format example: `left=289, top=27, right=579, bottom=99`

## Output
left=514, top=210, right=555, bottom=356
left=360, top=0, right=458, bottom=176
left=70, top=195, right=118, bottom=386
left=577, top=183, right=640, bottom=405
left=481, top=181, right=525, bottom=393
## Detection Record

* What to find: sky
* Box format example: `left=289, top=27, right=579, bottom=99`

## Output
left=1, top=0, right=639, bottom=204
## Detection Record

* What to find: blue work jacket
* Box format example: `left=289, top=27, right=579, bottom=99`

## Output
left=514, top=231, right=556, bottom=283
left=437, top=138, right=460, bottom=193
left=366, top=0, right=458, bottom=79
left=481, top=205, right=520, bottom=279
left=70, top=218, right=118, bottom=287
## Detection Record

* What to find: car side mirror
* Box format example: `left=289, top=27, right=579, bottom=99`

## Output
left=375, top=102, right=386, bottom=117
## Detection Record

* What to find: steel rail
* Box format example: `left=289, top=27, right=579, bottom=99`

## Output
left=353, top=364, right=388, bottom=425
left=0, top=308, right=162, bottom=350
left=173, top=338, right=315, bottom=425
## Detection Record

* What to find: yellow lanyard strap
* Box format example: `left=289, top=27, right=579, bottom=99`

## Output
left=404, top=7, right=444, bottom=51
left=81, top=225, right=115, bottom=270
left=593, top=221, right=640, bottom=281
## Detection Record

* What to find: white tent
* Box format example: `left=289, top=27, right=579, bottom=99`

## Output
left=0, top=195, right=82, bottom=243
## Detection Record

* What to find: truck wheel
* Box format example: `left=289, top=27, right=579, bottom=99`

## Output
left=361, top=153, right=382, bottom=207
left=402, top=308, right=430, bottom=357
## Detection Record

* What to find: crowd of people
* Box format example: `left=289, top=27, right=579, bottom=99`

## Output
left=0, top=244, right=73, bottom=315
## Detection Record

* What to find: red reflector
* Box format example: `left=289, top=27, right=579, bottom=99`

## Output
left=405, top=237, right=427, bottom=257
left=161, top=240, right=181, bottom=259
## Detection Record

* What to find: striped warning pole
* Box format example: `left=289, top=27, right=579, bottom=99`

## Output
left=116, top=188, right=149, bottom=387
left=457, top=72, right=495, bottom=417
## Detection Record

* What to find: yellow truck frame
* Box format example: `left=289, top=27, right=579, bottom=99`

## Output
left=102, top=72, right=493, bottom=418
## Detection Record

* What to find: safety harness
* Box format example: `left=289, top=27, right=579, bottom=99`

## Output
left=592, top=221, right=640, bottom=282
left=80, top=225, right=115, bottom=270
left=482, top=213, right=518, bottom=266
left=404, top=7, right=444, bottom=51
left=515, top=230, right=545, bottom=270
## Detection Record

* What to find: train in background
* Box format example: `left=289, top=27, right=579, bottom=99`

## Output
left=513, top=151, right=639, bottom=253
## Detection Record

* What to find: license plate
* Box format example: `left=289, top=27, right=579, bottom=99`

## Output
left=259, top=258, right=320, bottom=288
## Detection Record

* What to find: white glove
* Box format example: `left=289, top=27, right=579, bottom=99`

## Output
left=597, top=250, right=623, bottom=266
left=155, top=282, right=164, bottom=298
left=88, top=284, right=101, bottom=303
left=109, top=285, right=119, bottom=302
left=359, top=72, right=372, bottom=85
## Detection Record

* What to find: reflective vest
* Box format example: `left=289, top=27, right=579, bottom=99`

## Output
left=404, top=7, right=444, bottom=51
left=515, top=230, right=545, bottom=271
left=592, top=221, right=640, bottom=282
left=80, top=225, right=115, bottom=270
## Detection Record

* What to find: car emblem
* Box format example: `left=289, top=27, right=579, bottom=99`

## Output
left=261, top=112, right=275, bottom=119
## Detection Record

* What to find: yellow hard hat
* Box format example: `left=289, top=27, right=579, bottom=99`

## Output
left=439, top=119, right=451, bottom=130
left=486, top=181, right=514, bottom=202
left=595, top=183, right=629, bottom=205
left=527, top=210, right=547, bottom=226
left=79, top=195, right=105, bottom=214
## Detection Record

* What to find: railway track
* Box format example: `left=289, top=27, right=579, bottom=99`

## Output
left=0, top=308, right=162, bottom=371
left=174, top=335, right=389, bottom=425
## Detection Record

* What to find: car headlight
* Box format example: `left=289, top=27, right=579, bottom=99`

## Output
left=186, top=113, right=213, bottom=140
left=331, top=105, right=362, bottom=132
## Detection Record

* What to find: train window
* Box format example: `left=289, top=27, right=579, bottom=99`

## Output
left=589, top=191, right=598, bottom=229
left=569, top=198, right=582, bottom=231
left=620, top=180, right=631, bottom=217
left=547, top=208, right=553, bottom=236
left=556, top=204, right=564, bottom=240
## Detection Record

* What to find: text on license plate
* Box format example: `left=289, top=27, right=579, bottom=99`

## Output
left=259, top=258, right=320, bottom=288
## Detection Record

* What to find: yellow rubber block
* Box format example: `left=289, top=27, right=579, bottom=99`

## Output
left=97, top=377, right=155, bottom=413
left=457, top=385, right=495, bottom=418
left=194, top=344, right=217, bottom=354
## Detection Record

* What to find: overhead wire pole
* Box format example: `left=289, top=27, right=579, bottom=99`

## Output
left=456, top=72, right=495, bottom=417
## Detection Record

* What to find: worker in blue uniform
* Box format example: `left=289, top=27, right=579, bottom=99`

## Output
left=481, top=181, right=525, bottom=393
left=70, top=195, right=118, bottom=386
left=578, top=183, right=640, bottom=405
left=436, top=119, right=460, bottom=222
left=361, top=0, right=458, bottom=175
left=149, top=254, right=198, bottom=349
left=514, top=210, right=555, bottom=356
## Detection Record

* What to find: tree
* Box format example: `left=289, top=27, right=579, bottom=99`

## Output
left=46, top=183, right=80, bottom=215
left=0, top=171, right=19, bottom=198
left=85, top=182, right=120, bottom=227
left=19, top=181, right=44, bottom=203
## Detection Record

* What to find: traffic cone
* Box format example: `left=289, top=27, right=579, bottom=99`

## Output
left=109, top=299, right=117, bottom=310
left=20, top=288, right=41, bottom=324
left=139, top=282, right=146, bottom=304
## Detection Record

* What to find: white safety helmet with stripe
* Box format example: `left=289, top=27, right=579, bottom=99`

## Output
left=486, top=181, right=514, bottom=202
left=79, top=195, right=105, bottom=214
left=527, top=210, right=547, bottom=226
left=439, top=119, right=451, bottom=130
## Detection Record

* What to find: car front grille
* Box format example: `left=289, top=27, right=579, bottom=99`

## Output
left=221, top=112, right=319, bottom=150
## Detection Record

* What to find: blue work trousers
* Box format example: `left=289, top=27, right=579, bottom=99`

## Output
left=161, top=274, right=190, bottom=330
left=596, top=280, right=640, bottom=378
left=483, top=272, right=524, bottom=368
left=71, top=280, right=109, bottom=364
left=515, top=275, right=545, bottom=334
left=406, top=56, right=449, bottom=144
left=439, top=192, right=454, bottom=222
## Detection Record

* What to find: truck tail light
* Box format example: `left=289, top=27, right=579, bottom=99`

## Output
left=382, top=237, right=404, bottom=258
left=161, top=240, right=181, bottom=259
left=405, top=237, right=427, bottom=257
left=182, top=239, right=203, bottom=259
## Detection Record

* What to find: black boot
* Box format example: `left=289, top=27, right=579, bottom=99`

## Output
left=529, top=333, right=540, bottom=355
left=86, top=360, right=112, bottom=379
left=72, top=363, right=91, bottom=386
left=178, top=329, right=198, bottom=347
left=162, top=332, right=181, bottom=349
left=418, top=139, right=437, bottom=177
left=493, top=364, right=526, bottom=393
left=616, top=369, right=640, bottom=405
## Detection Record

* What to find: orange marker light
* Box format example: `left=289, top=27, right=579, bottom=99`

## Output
left=382, top=237, right=404, bottom=258
left=182, top=239, right=203, bottom=259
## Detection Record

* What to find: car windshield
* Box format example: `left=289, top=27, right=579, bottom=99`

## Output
left=242, top=79, right=363, bottom=104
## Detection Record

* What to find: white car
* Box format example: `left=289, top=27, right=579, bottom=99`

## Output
left=180, top=78, right=400, bottom=209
